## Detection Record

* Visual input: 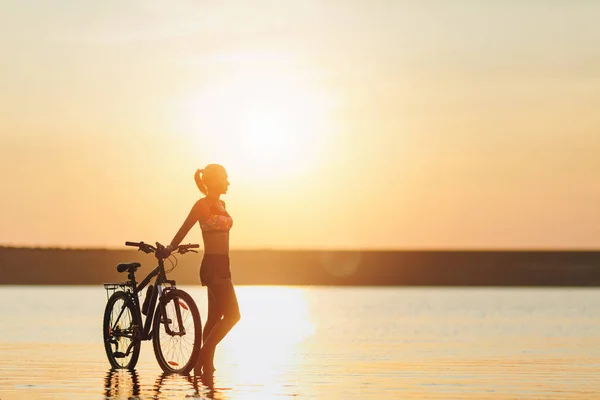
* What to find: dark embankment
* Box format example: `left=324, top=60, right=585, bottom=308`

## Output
left=1, top=246, right=599, bottom=286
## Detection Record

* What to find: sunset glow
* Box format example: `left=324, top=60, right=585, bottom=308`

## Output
left=178, top=60, right=334, bottom=182
left=1, top=1, right=599, bottom=249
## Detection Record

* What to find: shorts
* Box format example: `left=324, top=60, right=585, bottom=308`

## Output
left=200, top=254, right=232, bottom=286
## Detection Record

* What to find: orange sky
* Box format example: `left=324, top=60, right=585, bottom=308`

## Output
left=1, top=1, right=599, bottom=249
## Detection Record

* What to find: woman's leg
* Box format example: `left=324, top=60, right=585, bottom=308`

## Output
left=199, top=280, right=241, bottom=371
left=200, top=287, right=222, bottom=372
left=203, top=287, right=222, bottom=345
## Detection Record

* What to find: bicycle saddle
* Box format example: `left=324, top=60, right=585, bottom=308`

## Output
left=116, top=262, right=141, bottom=273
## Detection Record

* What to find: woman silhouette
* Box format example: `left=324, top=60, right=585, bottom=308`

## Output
left=165, top=164, right=240, bottom=375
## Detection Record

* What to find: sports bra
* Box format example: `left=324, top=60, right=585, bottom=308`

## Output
left=200, top=199, right=233, bottom=233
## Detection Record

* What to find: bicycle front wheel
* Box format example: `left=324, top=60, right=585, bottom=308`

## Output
left=152, top=289, right=202, bottom=374
left=103, top=291, right=141, bottom=369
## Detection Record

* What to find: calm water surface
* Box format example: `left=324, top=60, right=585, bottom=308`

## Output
left=0, top=286, right=599, bottom=399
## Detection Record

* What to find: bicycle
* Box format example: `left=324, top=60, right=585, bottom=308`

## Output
left=102, top=241, right=202, bottom=375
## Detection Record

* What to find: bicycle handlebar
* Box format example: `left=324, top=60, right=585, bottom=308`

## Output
left=179, top=244, right=200, bottom=249
left=125, top=241, right=199, bottom=256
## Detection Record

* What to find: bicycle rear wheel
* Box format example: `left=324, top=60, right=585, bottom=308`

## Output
left=152, top=289, right=202, bottom=374
left=103, top=291, right=141, bottom=369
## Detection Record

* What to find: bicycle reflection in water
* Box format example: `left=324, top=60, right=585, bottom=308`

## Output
left=103, top=369, right=140, bottom=399
left=103, top=368, right=228, bottom=399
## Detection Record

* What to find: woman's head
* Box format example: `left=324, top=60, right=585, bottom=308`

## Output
left=194, top=164, right=229, bottom=195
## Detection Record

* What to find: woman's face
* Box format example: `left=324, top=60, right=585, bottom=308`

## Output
left=207, top=169, right=230, bottom=195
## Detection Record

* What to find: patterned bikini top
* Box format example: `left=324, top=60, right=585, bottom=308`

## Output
left=200, top=199, right=233, bottom=233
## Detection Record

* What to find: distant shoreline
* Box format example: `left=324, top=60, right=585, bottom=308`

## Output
left=1, top=247, right=599, bottom=286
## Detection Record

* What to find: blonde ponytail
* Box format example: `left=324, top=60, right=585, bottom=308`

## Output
left=194, top=169, right=207, bottom=195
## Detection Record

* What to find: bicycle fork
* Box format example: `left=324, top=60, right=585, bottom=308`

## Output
left=158, top=285, right=187, bottom=337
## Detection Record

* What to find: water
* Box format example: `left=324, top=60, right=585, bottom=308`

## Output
left=0, top=286, right=599, bottom=399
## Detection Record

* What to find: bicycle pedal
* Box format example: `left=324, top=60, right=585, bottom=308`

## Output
left=113, top=352, right=127, bottom=358
left=161, top=317, right=172, bottom=324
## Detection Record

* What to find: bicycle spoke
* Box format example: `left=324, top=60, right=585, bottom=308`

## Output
left=105, top=295, right=139, bottom=368
left=156, top=295, right=197, bottom=370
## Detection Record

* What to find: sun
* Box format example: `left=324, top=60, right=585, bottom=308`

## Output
left=231, top=103, right=316, bottom=178
left=178, top=62, right=334, bottom=182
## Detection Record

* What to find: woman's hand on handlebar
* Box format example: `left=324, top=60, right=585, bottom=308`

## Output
left=154, top=243, right=173, bottom=259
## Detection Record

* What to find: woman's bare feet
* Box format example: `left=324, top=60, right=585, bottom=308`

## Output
left=195, top=346, right=216, bottom=375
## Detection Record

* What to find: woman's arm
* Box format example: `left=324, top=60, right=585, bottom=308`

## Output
left=169, top=200, right=208, bottom=248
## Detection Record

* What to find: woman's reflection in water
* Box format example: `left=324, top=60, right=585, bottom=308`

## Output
left=154, top=372, right=227, bottom=400
left=104, top=368, right=140, bottom=399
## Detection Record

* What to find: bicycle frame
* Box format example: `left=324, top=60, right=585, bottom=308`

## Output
left=110, top=257, right=186, bottom=342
